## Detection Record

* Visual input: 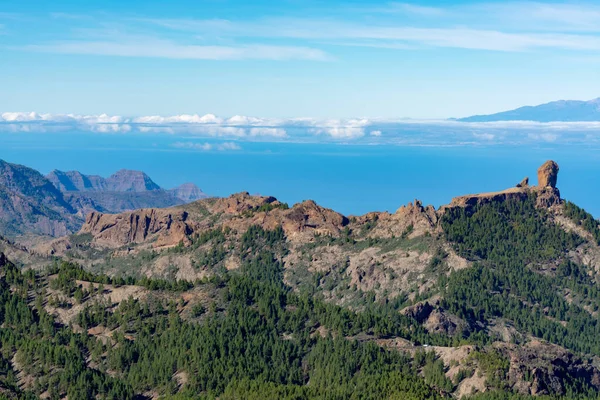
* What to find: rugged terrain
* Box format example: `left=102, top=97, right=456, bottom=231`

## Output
left=2, top=160, right=600, bottom=399
left=0, top=160, right=208, bottom=239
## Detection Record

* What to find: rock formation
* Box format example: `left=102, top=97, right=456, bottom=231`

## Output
left=537, top=160, right=559, bottom=188
left=517, top=177, right=529, bottom=188
left=448, top=161, right=561, bottom=210
left=80, top=209, right=192, bottom=248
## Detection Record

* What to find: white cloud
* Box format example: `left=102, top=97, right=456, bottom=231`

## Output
left=226, top=115, right=264, bottom=126
left=133, top=113, right=223, bottom=124
left=4, top=111, right=600, bottom=146
left=527, top=133, right=559, bottom=142
left=172, top=141, right=213, bottom=151
left=473, top=132, right=495, bottom=140
left=171, top=141, right=241, bottom=151
left=24, top=39, right=330, bottom=61
left=217, top=142, right=242, bottom=151
left=249, top=127, right=287, bottom=137
left=312, top=118, right=370, bottom=138
left=140, top=10, right=600, bottom=52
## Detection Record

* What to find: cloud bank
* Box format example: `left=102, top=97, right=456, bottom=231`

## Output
left=2, top=111, right=600, bottom=147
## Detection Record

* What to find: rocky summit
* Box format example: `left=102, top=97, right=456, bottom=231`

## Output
left=449, top=160, right=562, bottom=209
left=538, top=160, right=560, bottom=188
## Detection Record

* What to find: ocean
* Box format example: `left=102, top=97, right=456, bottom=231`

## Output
left=2, top=130, right=599, bottom=217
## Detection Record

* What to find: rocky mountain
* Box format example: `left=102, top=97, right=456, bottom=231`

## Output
left=46, top=168, right=208, bottom=209
left=0, top=160, right=209, bottom=239
left=458, top=97, right=600, bottom=122
left=5, top=160, right=600, bottom=399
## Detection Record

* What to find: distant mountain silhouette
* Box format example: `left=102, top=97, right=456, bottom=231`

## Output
left=459, top=98, right=600, bottom=122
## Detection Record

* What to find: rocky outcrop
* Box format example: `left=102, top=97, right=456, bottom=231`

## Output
left=535, top=187, right=561, bottom=208
left=448, top=187, right=530, bottom=208
left=80, top=209, right=192, bottom=248
left=282, top=200, right=349, bottom=236
left=210, top=192, right=280, bottom=214
left=446, top=161, right=562, bottom=211
left=0, top=252, right=8, bottom=268
left=216, top=195, right=350, bottom=239
left=499, top=341, right=600, bottom=396
left=396, top=199, right=438, bottom=227
left=538, top=160, right=559, bottom=188
left=517, top=177, right=529, bottom=188
left=74, top=193, right=351, bottom=250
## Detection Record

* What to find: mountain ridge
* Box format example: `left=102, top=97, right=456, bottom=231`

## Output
left=4, top=160, right=600, bottom=398
left=0, top=160, right=209, bottom=239
left=458, top=97, right=600, bottom=122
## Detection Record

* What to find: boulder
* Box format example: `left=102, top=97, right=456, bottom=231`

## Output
left=537, top=161, right=559, bottom=188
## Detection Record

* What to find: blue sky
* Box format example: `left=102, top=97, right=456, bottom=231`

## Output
left=2, top=0, right=600, bottom=119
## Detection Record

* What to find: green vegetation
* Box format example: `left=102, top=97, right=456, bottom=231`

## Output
left=441, top=196, right=600, bottom=356
left=564, top=200, right=600, bottom=245
left=6, top=193, right=600, bottom=398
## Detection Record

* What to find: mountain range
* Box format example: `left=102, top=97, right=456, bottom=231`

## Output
left=3, top=159, right=600, bottom=398
left=459, top=97, right=600, bottom=122
left=0, top=160, right=208, bottom=238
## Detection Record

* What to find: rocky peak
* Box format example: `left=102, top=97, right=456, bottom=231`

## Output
left=447, top=161, right=561, bottom=210
left=517, top=177, right=529, bottom=188
left=169, top=183, right=208, bottom=203
left=47, top=170, right=107, bottom=192
left=537, top=160, right=559, bottom=188
left=106, top=169, right=161, bottom=192
left=284, top=200, right=349, bottom=234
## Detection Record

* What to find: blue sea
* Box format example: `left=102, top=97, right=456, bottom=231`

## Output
left=2, top=129, right=600, bottom=217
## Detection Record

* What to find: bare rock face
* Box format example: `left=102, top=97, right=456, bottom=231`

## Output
left=80, top=209, right=192, bottom=248
left=537, top=160, right=559, bottom=188
left=499, top=340, right=600, bottom=396
left=211, top=192, right=279, bottom=214
left=448, top=187, right=529, bottom=209
left=283, top=200, right=349, bottom=235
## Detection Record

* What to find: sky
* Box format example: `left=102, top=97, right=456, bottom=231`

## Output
left=2, top=0, right=600, bottom=119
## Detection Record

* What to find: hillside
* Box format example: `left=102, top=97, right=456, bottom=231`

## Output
left=0, top=160, right=82, bottom=237
left=3, top=160, right=600, bottom=398
left=458, top=98, right=600, bottom=122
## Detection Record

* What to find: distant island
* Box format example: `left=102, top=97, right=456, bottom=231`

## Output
left=458, top=97, right=600, bottom=122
